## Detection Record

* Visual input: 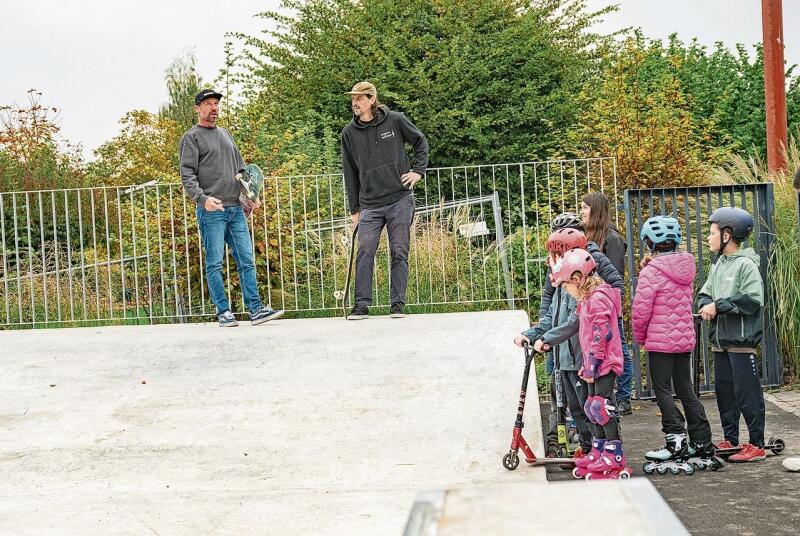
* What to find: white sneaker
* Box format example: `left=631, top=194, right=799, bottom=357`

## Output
left=783, top=457, right=800, bottom=472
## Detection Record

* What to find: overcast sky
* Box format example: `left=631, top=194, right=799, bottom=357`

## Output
left=2, top=0, right=799, bottom=161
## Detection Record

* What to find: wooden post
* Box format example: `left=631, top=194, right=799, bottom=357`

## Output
left=761, top=0, right=788, bottom=173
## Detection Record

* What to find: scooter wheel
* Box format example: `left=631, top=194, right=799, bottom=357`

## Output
left=772, top=438, right=786, bottom=455
left=503, top=452, right=519, bottom=470
left=642, top=462, right=655, bottom=475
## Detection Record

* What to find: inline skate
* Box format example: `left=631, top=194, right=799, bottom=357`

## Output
left=642, top=433, right=695, bottom=475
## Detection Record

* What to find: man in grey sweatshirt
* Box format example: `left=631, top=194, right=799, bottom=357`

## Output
left=179, top=89, right=283, bottom=327
left=341, top=82, right=429, bottom=320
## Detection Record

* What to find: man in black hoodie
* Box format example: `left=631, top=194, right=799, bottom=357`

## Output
left=341, top=81, right=429, bottom=320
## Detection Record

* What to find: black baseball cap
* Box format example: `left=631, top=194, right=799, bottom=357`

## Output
left=195, top=89, right=223, bottom=105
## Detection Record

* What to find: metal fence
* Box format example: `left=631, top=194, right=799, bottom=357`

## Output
left=0, top=158, right=617, bottom=328
left=624, top=183, right=781, bottom=399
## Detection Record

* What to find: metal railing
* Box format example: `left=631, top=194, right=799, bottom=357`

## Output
left=0, top=158, right=617, bottom=327
left=624, top=183, right=781, bottom=398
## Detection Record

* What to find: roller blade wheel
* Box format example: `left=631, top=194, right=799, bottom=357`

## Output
left=503, top=451, right=520, bottom=470
left=642, top=462, right=656, bottom=475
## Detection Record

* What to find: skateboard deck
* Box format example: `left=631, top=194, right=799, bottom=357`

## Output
left=238, top=163, right=265, bottom=216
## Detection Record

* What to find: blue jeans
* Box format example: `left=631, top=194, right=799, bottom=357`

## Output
left=196, top=205, right=263, bottom=315
left=616, top=316, right=634, bottom=401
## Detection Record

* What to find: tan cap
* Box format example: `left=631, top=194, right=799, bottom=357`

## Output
left=345, top=81, right=377, bottom=98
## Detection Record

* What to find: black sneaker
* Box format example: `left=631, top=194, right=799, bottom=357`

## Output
left=347, top=305, right=369, bottom=320
left=617, top=399, right=632, bottom=415
left=218, top=310, right=239, bottom=327
left=389, top=303, right=405, bottom=318
left=251, top=306, right=284, bottom=326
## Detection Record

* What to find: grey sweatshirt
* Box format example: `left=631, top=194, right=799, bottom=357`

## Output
left=179, top=125, right=245, bottom=207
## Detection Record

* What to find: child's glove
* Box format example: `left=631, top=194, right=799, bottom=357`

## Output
left=583, top=353, right=602, bottom=379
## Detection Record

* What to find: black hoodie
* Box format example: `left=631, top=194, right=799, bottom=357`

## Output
left=341, top=105, right=429, bottom=214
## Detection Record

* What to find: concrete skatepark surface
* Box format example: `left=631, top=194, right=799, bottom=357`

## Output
left=1, top=311, right=548, bottom=535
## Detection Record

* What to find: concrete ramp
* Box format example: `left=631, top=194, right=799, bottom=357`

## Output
left=0, top=310, right=544, bottom=535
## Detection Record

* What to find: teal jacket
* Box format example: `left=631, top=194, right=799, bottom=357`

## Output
left=697, top=248, right=764, bottom=349
left=522, top=287, right=581, bottom=371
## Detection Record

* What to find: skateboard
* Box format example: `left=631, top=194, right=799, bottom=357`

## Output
left=237, top=163, right=265, bottom=216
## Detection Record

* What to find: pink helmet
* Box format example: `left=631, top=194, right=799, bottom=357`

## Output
left=546, top=228, right=588, bottom=255
left=550, top=248, right=596, bottom=286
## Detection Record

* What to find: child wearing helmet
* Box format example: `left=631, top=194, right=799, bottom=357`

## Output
left=515, top=228, right=595, bottom=461
left=522, top=213, right=623, bottom=457
left=697, top=207, right=767, bottom=463
left=551, top=248, right=629, bottom=479
left=632, top=216, right=716, bottom=474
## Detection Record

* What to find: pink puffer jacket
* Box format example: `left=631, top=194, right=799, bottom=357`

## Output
left=632, top=252, right=697, bottom=353
left=577, top=283, right=624, bottom=378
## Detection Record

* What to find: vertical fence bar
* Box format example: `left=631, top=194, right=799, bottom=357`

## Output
left=1, top=194, right=10, bottom=324
left=38, top=192, right=48, bottom=324
left=103, top=189, right=113, bottom=319
left=25, top=193, right=35, bottom=324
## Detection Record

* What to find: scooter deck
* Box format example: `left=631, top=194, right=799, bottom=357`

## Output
left=526, top=456, right=576, bottom=467
left=715, top=437, right=785, bottom=457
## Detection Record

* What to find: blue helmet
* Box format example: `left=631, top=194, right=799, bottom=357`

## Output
left=640, top=216, right=682, bottom=246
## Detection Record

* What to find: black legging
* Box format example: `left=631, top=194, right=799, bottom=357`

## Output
left=587, top=373, right=620, bottom=440
left=649, top=351, right=712, bottom=443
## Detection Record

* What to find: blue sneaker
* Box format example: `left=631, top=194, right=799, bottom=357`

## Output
left=251, top=306, right=284, bottom=325
left=218, top=310, right=239, bottom=327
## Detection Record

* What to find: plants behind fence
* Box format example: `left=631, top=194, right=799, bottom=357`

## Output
left=0, top=158, right=617, bottom=327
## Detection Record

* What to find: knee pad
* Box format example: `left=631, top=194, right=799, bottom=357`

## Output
left=583, top=397, right=596, bottom=424
left=589, top=396, right=614, bottom=426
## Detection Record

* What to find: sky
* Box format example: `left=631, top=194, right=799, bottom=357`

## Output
left=3, top=0, right=800, bottom=160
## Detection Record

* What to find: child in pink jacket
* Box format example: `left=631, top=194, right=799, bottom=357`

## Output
left=551, top=248, right=629, bottom=479
left=632, top=216, right=717, bottom=474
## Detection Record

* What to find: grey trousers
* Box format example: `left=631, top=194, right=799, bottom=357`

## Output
left=355, top=195, right=415, bottom=307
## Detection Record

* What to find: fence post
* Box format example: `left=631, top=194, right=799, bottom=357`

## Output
left=623, top=189, right=644, bottom=399
left=491, top=191, right=515, bottom=309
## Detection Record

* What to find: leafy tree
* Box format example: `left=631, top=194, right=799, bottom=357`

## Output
left=566, top=36, right=729, bottom=190
left=159, top=51, right=204, bottom=133
left=87, top=110, right=182, bottom=187
left=227, top=0, right=616, bottom=171
left=0, top=90, right=84, bottom=192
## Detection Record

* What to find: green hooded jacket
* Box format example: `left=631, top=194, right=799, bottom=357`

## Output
left=697, top=248, right=764, bottom=349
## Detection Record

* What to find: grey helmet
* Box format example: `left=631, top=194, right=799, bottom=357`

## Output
left=708, top=207, right=754, bottom=241
left=551, top=212, right=583, bottom=232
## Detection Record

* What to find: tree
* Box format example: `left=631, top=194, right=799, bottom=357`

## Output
left=566, top=36, right=729, bottom=190
left=159, top=51, right=204, bottom=133
left=226, top=0, right=616, bottom=171
left=87, top=110, right=182, bottom=187
left=0, top=90, right=84, bottom=192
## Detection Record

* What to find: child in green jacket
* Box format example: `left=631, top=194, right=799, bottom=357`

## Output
left=697, top=207, right=766, bottom=463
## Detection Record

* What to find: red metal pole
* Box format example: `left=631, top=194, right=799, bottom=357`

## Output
left=762, top=0, right=788, bottom=173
